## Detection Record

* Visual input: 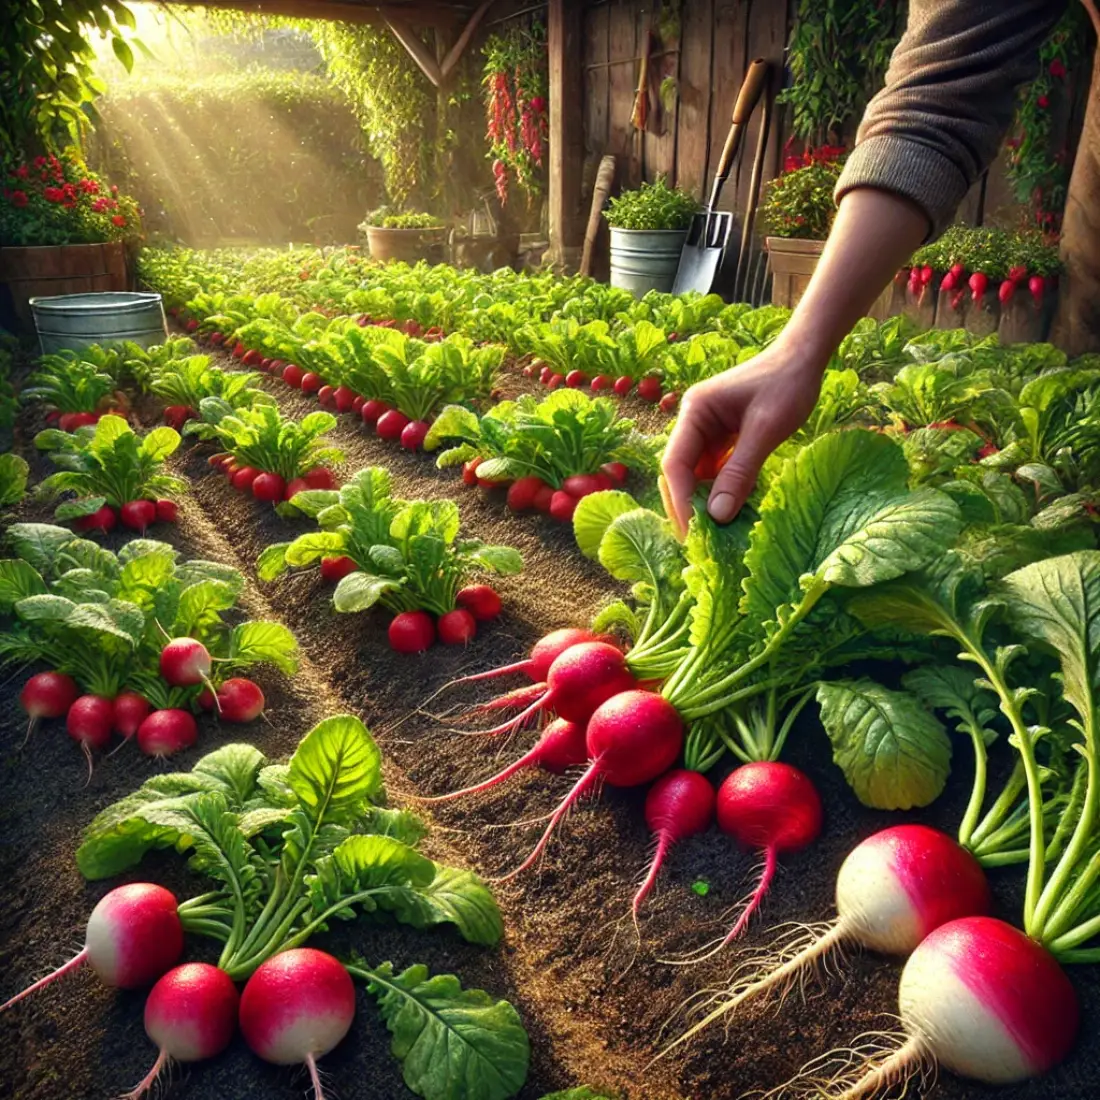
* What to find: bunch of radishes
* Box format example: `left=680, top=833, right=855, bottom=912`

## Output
left=207, top=453, right=337, bottom=503
left=359, top=396, right=433, bottom=451
left=459, top=458, right=629, bottom=523
left=356, top=313, right=443, bottom=340
left=521, top=360, right=676, bottom=410
left=71, top=497, right=179, bottom=536
left=387, top=584, right=503, bottom=654
left=44, top=407, right=126, bottom=432
left=1, top=885, right=354, bottom=1100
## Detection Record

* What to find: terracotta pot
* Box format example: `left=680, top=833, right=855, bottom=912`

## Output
left=0, top=241, right=129, bottom=330
left=364, top=226, right=446, bottom=265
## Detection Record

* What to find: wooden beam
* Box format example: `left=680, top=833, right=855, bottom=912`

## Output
left=439, top=0, right=494, bottom=80
left=169, top=0, right=465, bottom=29
left=384, top=12, right=443, bottom=84
left=548, top=0, right=584, bottom=271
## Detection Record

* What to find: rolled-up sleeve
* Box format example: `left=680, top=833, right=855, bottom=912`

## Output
left=836, top=0, right=1068, bottom=239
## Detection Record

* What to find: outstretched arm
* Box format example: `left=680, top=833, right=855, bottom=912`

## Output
left=661, top=0, right=1069, bottom=534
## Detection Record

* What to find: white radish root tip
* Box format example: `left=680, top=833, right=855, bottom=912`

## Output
left=0, top=948, right=89, bottom=1013
left=118, top=1047, right=172, bottom=1100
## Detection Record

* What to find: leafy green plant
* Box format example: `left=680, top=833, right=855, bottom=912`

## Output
left=362, top=207, right=442, bottom=230
left=24, top=348, right=126, bottom=416
left=760, top=158, right=844, bottom=240
left=603, top=177, right=698, bottom=232
left=0, top=454, right=29, bottom=509
left=76, top=716, right=531, bottom=1100
left=34, top=415, right=188, bottom=524
left=260, top=467, right=522, bottom=615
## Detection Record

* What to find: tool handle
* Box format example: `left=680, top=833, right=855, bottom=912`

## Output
left=580, top=156, right=617, bottom=277
left=708, top=58, right=769, bottom=209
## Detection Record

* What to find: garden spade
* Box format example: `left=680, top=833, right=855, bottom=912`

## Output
left=671, top=58, right=769, bottom=296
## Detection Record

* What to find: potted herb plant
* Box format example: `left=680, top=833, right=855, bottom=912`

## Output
left=761, top=149, right=845, bottom=311
left=360, top=207, right=446, bottom=264
left=0, top=149, right=141, bottom=330
left=603, top=176, right=698, bottom=297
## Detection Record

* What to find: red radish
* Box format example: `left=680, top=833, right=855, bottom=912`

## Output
left=154, top=499, right=178, bottom=523
left=185, top=319, right=199, bottom=332
left=232, top=466, right=261, bottom=492
left=320, top=555, right=358, bottom=583
left=659, top=391, right=679, bottom=413
left=73, top=503, right=117, bottom=534
left=159, top=637, right=212, bottom=687
left=461, top=457, right=482, bottom=485
left=423, top=717, right=588, bottom=803
left=822, top=918, right=1078, bottom=1095
left=633, top=769, right=715, bottom=921
left=360, top=398, right=388, bottom=424
left=940, top=270, right=958, bottom=291
left=197, top=688, right=215, bottom=711
left=19, top=671, right=79, bottom=745
left=376, top=409, right=411, bottom=440
left=232, top=342, right=246, bottom=359
left=137, top=709, right=198, bottom=757
left=455, top=584, right=502, bottom=621
left=591, top=375, right=613, bottom=392
left=210, top=332, right=225, bottom=345
left=1029, top=274, right=1045, bottom=305
left=215, top=678, right=265, bottom=723
left=501, top=689, right=683, bottom=880
left=46, top=409, right=61, bottom=425
left=401, top=419, right=431, bottom=449
left=659, top=825, right=991, bottom=1055
left=317, top=384, right=335, bottom=407
left=704, top=762, right=823, bottom=948
left=547, top=373, right=566, bottom=390
left=271, top=361, right=286, bottom=378
left=59, top=411, right=98, bottom=432
left=566, top=369, right=587, bottom=388
left=950, top=262, right=965, bottom=278
left=478, top=472, right=508, bottom=489
left=613, top=376, right=633, bottom=396
left=920, top=264, right=934, bottom=285
left=389, top=610, right=435, bottom=654
left=667, top=331, right=680, bottom=342
left=438, top=608, right=477, bottom=645
left=163, top=404, right=196, bottom=430
left=562, top=473, right=603, bottom=499
left=282, top=365, right=305, bottom=388
left=0, top=883, right=183, bottom=1013
left=1008, top=264, right=1028, bottom=283
left=522, top=363, right=537, bottom=378
left=638, top=376, right=663, bottom=402
left=239, top=948, right=355, bottom=1100
left=539, top=366, right=554, bottom=384
left=260, top=358, right=272, bottom=371
left=243, top=350, right=262, bottom=367
left=251, top=472, right=287, bottom=502
left=333, top=385, right=356, bottom=413
left=601, top=461, right=628, bottom=485
left=439, top=627, right=601, bottom=691
left=67, top=694, right=114, bottom=780
left=113, top=691, right=152, bottom=740
left=549, top=490, right=577, bottom=522
left=124, top=963, right=239, bottom=1099
left=300, top=372, right=323, bottom=393
left=285, top=477, right=310, bottom=500
left=507, top=475, right=545, bottom=511
left=208, top=453, right=232, bottom=471
left=533, top=484, right=555, bottom=512
left=969, top=271, right=989, bottom=301
left=472, top=640, right=635, bottom=737
left=352, top=395, right=366, bottom=413
left=594, top=472, right=614, bottom=491
left=999, top=279, right=1017, bottom=304
left=120, top=500, right=157, bottom=532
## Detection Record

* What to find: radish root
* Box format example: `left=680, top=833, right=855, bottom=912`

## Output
left=1, top=947, right=88, bottom=1012
left=119, top=1047, right=172, bottom=1100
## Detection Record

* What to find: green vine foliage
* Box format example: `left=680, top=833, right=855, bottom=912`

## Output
left=1, top=0, right=143, bottom=153
left=778, top=0, right=904, bottom=143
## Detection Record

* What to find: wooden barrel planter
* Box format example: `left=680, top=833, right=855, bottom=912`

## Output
left=364, top=226, right=446, bottom=265
left=767, top=237, right=894, bottom=320
left=0, top=241, right=129, bottom=331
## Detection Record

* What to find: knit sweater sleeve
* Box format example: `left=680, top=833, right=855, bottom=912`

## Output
left=835, top=0, right=1068, bottom=239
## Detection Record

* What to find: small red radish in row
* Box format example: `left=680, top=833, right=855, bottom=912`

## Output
left=333, top=385, right=356, bottom=413
left=500, top=689, right=683, bottom=880
left=120, top=500, right=157, bottom=532
left=637, top=376, right=663, bottom=402
left=19, top=670, right=79, bottom=745
left=160, top=638, right=212, bottom=688
left=441, top=627, right=601, bottom=691
left=401, top=419, right=431, bottom=450
left=456, top=584, right=502, bottom=622
left=0, top=883, right=183, bottom=1013
left=461, top=457, right=482, bottom=485
left=361, top=398, right=387, bottom=424
left=232, top=466, right=260, bottom=493
left=633, top=769, right=715, bottom=922
left=58, top=411, right=98, bottom=432
left=113, top=691, right=152, bottom=740
left=137, top=709, right=198, bottom=757
left=969, top=271, right=989, bottom=302
left=124, top=963, right=239, bottom=1100
left=240, top=948, right=355, bottom=1100
left=282, top=365, right=305, bottom=388
left=565, top=369, right=587, bottom=388
left=300, top=372, right=323, bottom=393
left=73, top=503, right=117, bottom=534
left=507, top=475, right=545, bottom=512
left=304, top=467, right=336, bottom=490
left=252, top=472, right=287, bottom=502
left=659, top=391, right=679, bottom=413
left=438, top=608, right=477, bottom=645
left=591, top=374, right=613, bottom=392
left=163, top=404, right=196, bottom=430
left=320, top=555, right=359, bottom=583
left=549, top=491, right=577, bottom=522
left=601, top=461, right=628, bottom=485
left=155, top=499, right=178, bottom=523
left=215, top=678, right=265, bottom=723
left=389, top=610, right=436, bottom=654
left=376, top=409, right=410, bottom=440
left=317, top=384, right=335, bottom=407
left=67, top=694, right=114, bottom=781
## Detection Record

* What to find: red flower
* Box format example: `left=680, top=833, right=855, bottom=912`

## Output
left=12, top=165, right=29, bottom=179
left=33, top=156, right=46, bottom=168
left=91, top=197, right=111, bottom=213
left=1049, top=59, right=1066, bottom=79
left=111, top=184, right=119, bottom=195
left=43, top=186, right=64, bottom=203
left=111, top=214, right=126, bottom=227
left=10, top=190, right=28, bottom=207
left=79, top=178, right=99, bottom=194
left=1036, top=94, right=1050, bottom=109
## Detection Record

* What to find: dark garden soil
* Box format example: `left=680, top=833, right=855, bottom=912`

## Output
left=2, top=352, right=1098, bottom=1100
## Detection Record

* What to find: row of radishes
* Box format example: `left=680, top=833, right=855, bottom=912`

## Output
left=386, top=584, right=503, bottom=654
left=905, top=263, right=1055, bottom=308
left=206, top=452, right=337, bottom=502
left=460, top=459, right=629, bottom=523
left=71, top=498, right=178, bottom=535
left=520, top=360, right=679, bottom=413
left=2, top=884, right=351, bottom=1100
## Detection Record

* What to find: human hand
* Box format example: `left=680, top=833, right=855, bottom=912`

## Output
left=660, top=346, right=826, bottom=536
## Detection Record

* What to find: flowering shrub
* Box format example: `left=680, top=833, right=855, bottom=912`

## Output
left=0, top=150, right=141, bottom=247
left=761, top=150, right=846, bottom=240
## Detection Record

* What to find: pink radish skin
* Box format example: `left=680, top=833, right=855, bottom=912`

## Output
left=123, top=963, right=239, bottom=1100
left=137, top=710, right=198, bottom=757
left=455, top=584, right=502, bottom=622
left=828, top=917, right=1078, bottom=1096
left=474, top=641, right=635, bottom=737
left=438, top=608, right=477, bottom=645
left=437, top=627, right=601, bottom=692
left=423, top=717, right=588, bottom=803
left=120, top=500, right=157, bottom=532
left=712, top=762, right=823, bottom=944
left=113, top=691, right=152, bottom=739
left=320, top=555, right=359, bottom=583
left=215, top=678, right=265, bottom=723
left=634, top=769, right=715, bottom=919
left=501, top=690, right=683, bottom=880
left=239, top=948, right=355, bottom=1100
left=67, top=694, right=114, bottom=781
left=159, top=638, right=212, bottom=687
left=659, top=825, right=992, bottom=1056
left=1, top=883, right=183, bottom=1013
left=19, top=671, right=79, bottom=745
left=389, top=611, right=436, bottom=654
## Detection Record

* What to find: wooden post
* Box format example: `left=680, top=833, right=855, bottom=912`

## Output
left=548, top=0, right=585, bottom=272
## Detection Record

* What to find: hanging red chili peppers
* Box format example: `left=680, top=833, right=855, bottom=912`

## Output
left=483, top=21, right=548, bottom=205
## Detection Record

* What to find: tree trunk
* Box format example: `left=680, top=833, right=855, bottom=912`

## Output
left=1052, top=47, right=1100, bottom=354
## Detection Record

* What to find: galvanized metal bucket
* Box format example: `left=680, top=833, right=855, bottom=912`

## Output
left=29, top=291, right=167, bottom=355
left=608, top=228, right=689, bottom=298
